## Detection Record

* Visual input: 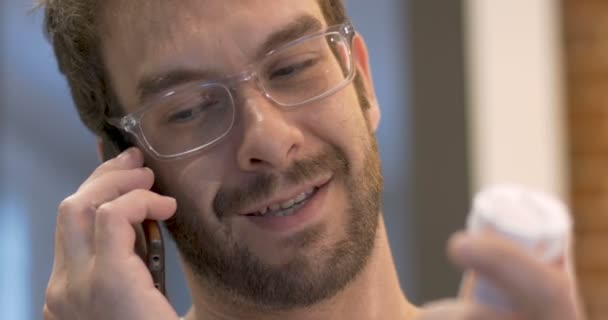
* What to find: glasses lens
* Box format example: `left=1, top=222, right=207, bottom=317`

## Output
left=259, top=31, right=352, bottom=106
left=139, top=84, right=235, bottom=156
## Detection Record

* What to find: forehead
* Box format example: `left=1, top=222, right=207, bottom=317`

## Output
left=101, top=0, right=327, bottom=111
left=102, top=0, right=324, bottom=42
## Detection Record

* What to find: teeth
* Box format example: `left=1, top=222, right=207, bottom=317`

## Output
left=277, top=207, right=294, bottom=217
left=269, top=203, right=281, bottom=212
left=251, top=187, right=317, bottom=217
left=294, top=192, right=307, bottom=203
left=280, top=198, right=295, bottom=209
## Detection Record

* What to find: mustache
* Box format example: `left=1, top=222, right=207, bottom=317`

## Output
left=213, top=146, right=349, bottom=218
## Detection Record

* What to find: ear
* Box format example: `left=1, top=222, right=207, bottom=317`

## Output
left=352, top=34, right=380, bottom=132
left=96, top=137, right=105, bottom=162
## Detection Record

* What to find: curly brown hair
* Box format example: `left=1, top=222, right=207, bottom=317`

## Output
left=40, top=0, right=349, bottom=136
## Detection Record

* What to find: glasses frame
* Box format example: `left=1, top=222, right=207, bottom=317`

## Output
left=106, top=20, right=357, bottom=160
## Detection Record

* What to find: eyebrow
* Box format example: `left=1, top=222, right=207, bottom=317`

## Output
left=136, top=14, right=324, bottom=103
left=254, top=14, right=323, bottom=60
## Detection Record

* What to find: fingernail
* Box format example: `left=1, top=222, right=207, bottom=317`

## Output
left=118, top=147, right=135, bottom=160
left=164, top=196, right=178, bottom=208
left=139, top=167, right=153, bottom=174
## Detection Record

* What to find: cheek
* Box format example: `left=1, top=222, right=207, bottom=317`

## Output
left=149, top=158, right=224, bottom=221
left=150, top=140, right=235, bottom=187
left=305, top=91, right=371, bottom=162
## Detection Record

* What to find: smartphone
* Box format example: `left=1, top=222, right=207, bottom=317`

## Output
left=100, top=125, right=166, bottom=296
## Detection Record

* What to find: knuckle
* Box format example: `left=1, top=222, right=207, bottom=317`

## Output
left=58, top=195, right=99, bottom=229
left=57, top=197, right=79, bottom=222
left=46, top=272, right=97, bottom=316
left=42, top=304, right=54, bottom=320
left=58, top=195, right=97, bottom=222
left=44, top=283, right=65, bottom=314
left=96, top=202, right=118, bottom=225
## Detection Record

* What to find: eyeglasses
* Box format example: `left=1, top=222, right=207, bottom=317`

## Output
left=107, top=21, right=357, bottom=160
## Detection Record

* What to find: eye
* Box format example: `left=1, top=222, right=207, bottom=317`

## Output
left=269, top=58, right=317, bottom=80
left=168, top=108, right=197, bottom=123
left=166, top=97, right=219, bottom=124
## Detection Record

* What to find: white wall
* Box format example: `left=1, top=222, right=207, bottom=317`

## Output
left=464, top=0, right=568, bottom=198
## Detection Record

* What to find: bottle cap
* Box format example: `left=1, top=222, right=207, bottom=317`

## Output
left=467, top=184, right=572, bottom=261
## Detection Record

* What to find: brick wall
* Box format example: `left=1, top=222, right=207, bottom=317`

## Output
left=563, top=1, right=608, bottom=318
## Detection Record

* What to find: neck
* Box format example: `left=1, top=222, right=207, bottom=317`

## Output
left=183, top=215, right=418, bottom=320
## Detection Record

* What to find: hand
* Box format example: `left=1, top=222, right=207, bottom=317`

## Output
left=416, top=232, right=585, bottom=320
left=43, top=148, right=179, bottom=320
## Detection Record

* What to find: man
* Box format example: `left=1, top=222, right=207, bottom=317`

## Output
left=41, top=1, right=583, bottom=319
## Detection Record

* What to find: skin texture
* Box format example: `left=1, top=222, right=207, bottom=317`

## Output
left=43, top=1, right=584, bottom=319
left=103, top=0, right=386, bottom=313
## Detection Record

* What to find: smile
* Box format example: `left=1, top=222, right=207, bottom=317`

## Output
left=239, top=176, right=331, bottom=219
left=245, top=187, right=319, bottom=217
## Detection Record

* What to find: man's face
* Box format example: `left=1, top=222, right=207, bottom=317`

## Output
left=101, top=0, right=383, bottom=310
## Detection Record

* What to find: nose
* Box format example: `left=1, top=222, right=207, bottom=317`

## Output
left=236, top=88, right=304, bottom=172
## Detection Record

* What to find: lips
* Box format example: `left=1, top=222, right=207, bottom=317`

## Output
left=238, top=177, right=331, bottom=218
left=245, top=188, right=318, bottom=217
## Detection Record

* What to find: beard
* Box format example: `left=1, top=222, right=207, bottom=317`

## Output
left=165, top=132, right=383, bottom=310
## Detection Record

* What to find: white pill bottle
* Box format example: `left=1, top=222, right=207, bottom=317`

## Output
left=460, top=184, right=574, bottom=310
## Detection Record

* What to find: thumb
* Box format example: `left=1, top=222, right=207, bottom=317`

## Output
left=447, top=232, right=580, bottom=320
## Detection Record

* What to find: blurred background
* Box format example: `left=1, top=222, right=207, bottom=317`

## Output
left=1, top=0, right=606, bottom=319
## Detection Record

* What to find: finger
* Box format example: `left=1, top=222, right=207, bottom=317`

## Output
left=58, top=167, right=154, bottom=269
left=82, top=147, right=144, bottom=186
left=51, top=218, right=66, bottom=271
left=458, top=271, right=476, bottom=300
left=48, top=228, right=69, bottom=298
left=78, top=167, right=156, bottom=206
left=418, top=299, right=514, bottom=320
left=448, top=232, right=574, bottom=318
left=94, top=189, right=176, bottom=258
left=44, top=271, right=70, bottom=320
